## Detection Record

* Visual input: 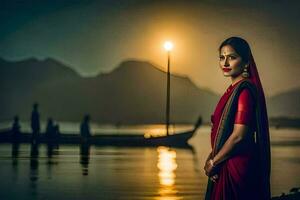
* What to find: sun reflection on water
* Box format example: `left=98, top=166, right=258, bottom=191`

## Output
left=156, top=146, right=181, bottom=200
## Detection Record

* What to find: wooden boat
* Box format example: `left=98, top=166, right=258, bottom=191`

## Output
left=0, top=118, right=201, bottom=147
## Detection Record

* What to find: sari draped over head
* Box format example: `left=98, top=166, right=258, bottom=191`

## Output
left=205, top=53, right=271, bottom=200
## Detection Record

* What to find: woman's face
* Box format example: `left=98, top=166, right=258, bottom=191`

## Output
left=219, top=45, right=246, bottom=78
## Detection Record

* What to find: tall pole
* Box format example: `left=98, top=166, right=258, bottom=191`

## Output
left=166, top=51, right=170, bottom=136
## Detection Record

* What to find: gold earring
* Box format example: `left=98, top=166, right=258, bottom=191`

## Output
left=242, top=65, right=249, bottom=78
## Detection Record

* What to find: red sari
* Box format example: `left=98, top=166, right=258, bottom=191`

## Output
left=205, top=54, right=271, bottom=200
left=209, top=79, right=259, bottom=200
left=205, top=76, right=270, bottom=200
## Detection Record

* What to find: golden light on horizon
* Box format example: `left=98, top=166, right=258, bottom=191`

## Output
left=163, top=41, right=174, bottom=52
left=144, top=126, right=175, bottom=138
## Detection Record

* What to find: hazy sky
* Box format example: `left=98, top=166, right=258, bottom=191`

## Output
left=1, top=0, right=299, bottom=96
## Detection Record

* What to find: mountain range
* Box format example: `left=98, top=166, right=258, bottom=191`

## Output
left=0, top=57, right=299, bottom=124
left=0, top=57, right=218, bottom=124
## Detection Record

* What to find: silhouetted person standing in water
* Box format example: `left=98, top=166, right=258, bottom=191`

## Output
left=31, top=103, right=40, bottom=143
left=80, top=115, right=91, bottom=140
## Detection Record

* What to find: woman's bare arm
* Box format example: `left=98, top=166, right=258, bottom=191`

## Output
left=205, top=124, right=250, bottom=176
left=212, top=124, right=249, bottom=166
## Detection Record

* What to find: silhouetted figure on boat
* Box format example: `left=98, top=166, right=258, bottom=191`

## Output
left=45, top=118, right=55, bottom=140
left=45, top=118, right=60, bottom=146
left=80, top=115, right=91, bottom=140
left=11, top=115, right=21, bottom=141
left=31, top=103, right=40, bottom=143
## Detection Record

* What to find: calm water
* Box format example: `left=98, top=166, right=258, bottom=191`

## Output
left=0, top=125, right=299, bottom=200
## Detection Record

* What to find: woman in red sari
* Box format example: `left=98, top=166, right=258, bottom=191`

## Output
left=204, top=37, right=271, bottom=200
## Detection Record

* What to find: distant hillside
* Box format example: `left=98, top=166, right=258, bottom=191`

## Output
left=0, top=57, right=80, bottom=85
left=0, top=57, right=219, bottom=124
left=267, top=88, right=300, bottom=118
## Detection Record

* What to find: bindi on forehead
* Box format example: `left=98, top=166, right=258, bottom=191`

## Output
left=220, top=50, right=239, bottom=56
left=221, top=52, right=239, bottom=56
left=220, top=46, right=239, bottom=56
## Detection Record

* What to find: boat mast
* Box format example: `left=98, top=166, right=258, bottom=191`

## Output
left=163, top=41, right=173, bottom=136
left=166, top=51, right=170, bottom=136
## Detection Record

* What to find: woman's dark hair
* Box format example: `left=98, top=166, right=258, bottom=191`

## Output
left=219, top=37, right=251, bottom=64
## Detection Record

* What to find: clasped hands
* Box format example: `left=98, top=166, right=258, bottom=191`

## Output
left=204, top=158, right=219, bottom=182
